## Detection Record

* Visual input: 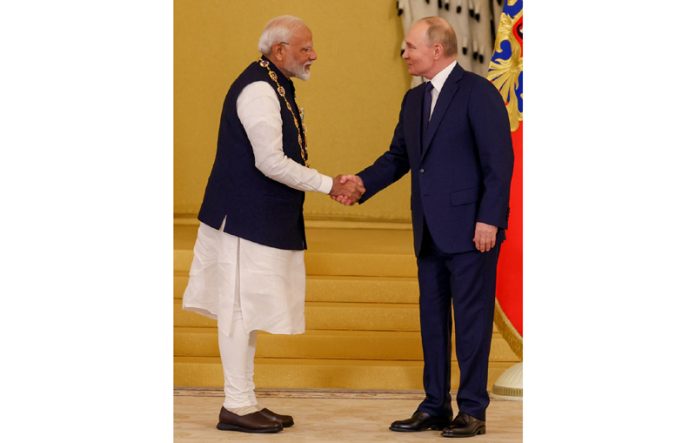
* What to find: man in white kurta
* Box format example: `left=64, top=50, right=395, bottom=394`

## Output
left=182, top=15, right=363, bottom=433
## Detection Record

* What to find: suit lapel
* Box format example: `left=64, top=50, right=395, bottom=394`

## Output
left=403, top=85, right=425, bottom=161
left=421, top=65, right=464, bottom=161
left=415, top=85, right=426, bottom=156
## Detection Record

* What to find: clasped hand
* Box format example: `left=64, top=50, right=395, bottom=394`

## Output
left=329, top=175, right=365, bottom=206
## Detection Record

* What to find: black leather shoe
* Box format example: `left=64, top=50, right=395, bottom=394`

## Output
left=258, top=408, right=294, bottom=428
left=389, top=410, right=453, bottom=432
left=216, top=407, right=283, bottom=433
left=441, top=412, right=486, bottom=438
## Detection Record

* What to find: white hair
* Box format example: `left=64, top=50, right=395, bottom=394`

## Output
left=257, top=15, right=307, bottom=55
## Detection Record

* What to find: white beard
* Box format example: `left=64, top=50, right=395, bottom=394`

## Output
left=289, top=60, right=312, bottom=81
left=296, top=70, right=311, bottom=81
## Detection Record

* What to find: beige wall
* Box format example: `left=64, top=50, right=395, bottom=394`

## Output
left=174, top=0, right=413, bottom=222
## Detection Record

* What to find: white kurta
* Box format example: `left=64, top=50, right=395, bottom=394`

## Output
left=182, top=80, right=333, bottom=336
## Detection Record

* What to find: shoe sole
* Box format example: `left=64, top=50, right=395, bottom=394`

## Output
left=441, top=426, right=486, bottom=438
left=389, top=424, right=449, bottom=432
left=216, top=422, right=283, bottom=433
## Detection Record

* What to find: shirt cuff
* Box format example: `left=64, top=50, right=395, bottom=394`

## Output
left=318, top=174, right=333, bottom=194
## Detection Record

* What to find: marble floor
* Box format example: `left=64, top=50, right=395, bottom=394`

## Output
left=174, top=389, right=522, bottom=442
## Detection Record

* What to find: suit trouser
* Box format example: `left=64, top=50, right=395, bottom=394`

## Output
left=416, top=224, right=500, bottom=421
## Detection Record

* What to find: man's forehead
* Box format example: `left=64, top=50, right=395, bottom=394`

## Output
left=406, top=23, right=428, bottom=43
left=291, top=26, right=312, bottom=41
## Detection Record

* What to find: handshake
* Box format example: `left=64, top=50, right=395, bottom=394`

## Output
left=329, top=174, right=365, bottom=206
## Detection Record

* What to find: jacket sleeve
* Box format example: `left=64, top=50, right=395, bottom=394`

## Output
left=356, top=93, right=411, bottom=203
left=468, top=79, right=514, bottom=229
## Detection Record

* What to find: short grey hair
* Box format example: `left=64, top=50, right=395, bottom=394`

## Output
left=258, top=15, right=307, bottom=55
left=416, top=16, right=458, bottom=57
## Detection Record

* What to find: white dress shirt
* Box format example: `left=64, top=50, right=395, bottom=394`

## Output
left=425, top=59, right=458, bottom=119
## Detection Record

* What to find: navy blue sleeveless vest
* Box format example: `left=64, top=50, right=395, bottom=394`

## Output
left=198, top=57, right=308, bottom=250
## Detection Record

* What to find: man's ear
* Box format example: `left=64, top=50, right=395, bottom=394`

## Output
left=433, top=43, right=444, bottom=60
left=271, top=43, right=285, bottom=62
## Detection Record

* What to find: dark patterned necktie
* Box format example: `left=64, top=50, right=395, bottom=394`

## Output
left=422, top=82, right=434, bottom=149
left=423, top=82, right=434, bottom=128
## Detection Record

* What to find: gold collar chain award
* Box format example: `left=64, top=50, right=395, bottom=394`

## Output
left=258, top=59, right=310, bottom=166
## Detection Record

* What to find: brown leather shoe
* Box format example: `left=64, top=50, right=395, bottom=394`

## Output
left=258, top=408, right=294, bottom=428
left=441, top=412, right=486, bottom=438
left=216, top=407, right=283, bottom=433
left=389, top=410, right=452, bottom=432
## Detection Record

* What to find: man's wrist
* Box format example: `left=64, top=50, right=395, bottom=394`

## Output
left=320, top=174, right=334, bottom=194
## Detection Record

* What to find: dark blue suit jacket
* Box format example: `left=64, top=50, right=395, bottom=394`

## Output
left=358, top=64, right=514, bottom=255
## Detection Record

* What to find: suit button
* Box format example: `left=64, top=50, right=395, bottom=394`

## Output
left=419, top=168, right=425, bottom=173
